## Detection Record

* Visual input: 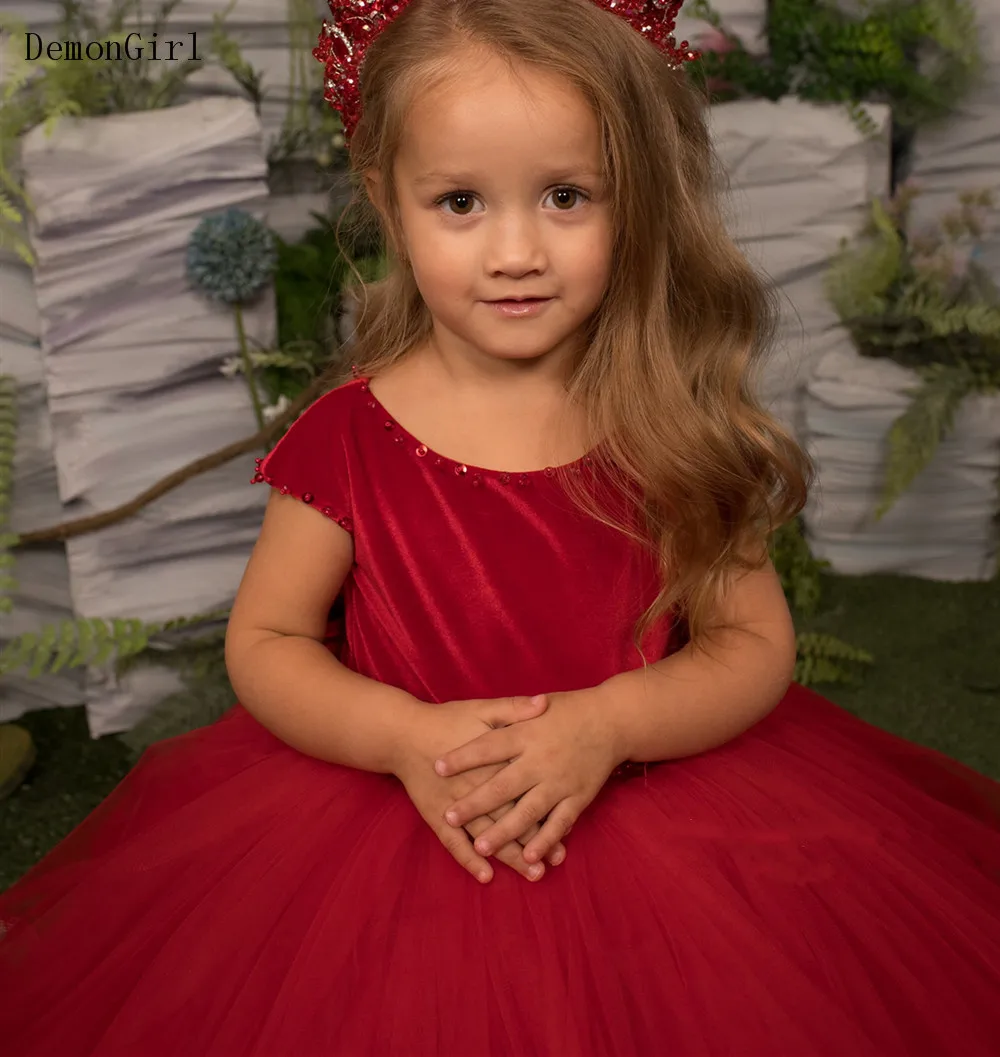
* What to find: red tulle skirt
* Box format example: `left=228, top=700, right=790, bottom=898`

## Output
left=1, top=684, right=998, bottom=1056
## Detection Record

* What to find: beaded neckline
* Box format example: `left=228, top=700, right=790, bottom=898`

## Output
left=354, top=373, right=594, bottom=485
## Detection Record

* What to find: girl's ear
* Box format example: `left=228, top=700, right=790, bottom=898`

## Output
left=364, top=170, right=387, bottom=220
left=364, top=170, right=407, bottom=263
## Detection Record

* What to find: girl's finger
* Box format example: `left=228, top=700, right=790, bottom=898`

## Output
left=473, top=791, right=554, bottom=857
left=480, top=693, right=548, bottom=729
left=433, top=818, right=494, bottom=883
left=466, top=814, right=544, bottom=883
left=522, top=803, right=578, bottom=865
left=445, top=764, right=530, bottom=826
left=489, top=800, right=567, bottom=866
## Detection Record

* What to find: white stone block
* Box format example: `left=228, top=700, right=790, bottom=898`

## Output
left=709, top=98, right=891, bottom=436
left=19, top=96, right=273, bottom=733
left=803, top=347, right=1000, bottom=581
left=908, top=4, right=1000, bottom=282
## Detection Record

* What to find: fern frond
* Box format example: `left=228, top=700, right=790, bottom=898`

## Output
left=876, top=365, right=975, bottom=519
left=769, top=518, right=831, bottom=617
left=795, top=631, right=874, bottom=686
left=845, top=101, right=880, bottom=137
left=0, top=609, right=231, bottom=677
left=826, top=198, right=904, bottom=321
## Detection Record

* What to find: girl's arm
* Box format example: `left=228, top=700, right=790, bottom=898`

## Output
left=601, top=555, right=798, bottom=766
left=225, top=492, right=421, bottom=775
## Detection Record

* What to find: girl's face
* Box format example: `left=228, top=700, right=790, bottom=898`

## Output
left=387, top=49, right=614, bottom=374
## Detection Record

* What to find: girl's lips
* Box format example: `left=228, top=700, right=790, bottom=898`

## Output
left=487, top=298, right=553, bottom=317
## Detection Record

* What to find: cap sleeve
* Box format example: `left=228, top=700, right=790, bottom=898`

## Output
left=252, top=390, right=354, bottom=534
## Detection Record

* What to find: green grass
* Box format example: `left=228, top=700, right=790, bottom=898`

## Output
left=1, top=570, right=998, bottom=893
left=800, top=572, right=1000, bottom=779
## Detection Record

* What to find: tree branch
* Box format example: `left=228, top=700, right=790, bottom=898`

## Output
left=13, top=373, right=332, bottom=548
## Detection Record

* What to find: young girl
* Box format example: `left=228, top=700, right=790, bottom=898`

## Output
left=2, top=0, right=998, bottom=1053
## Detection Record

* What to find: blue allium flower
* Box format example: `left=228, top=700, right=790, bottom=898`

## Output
left=186, top=208, right=277, bottom=305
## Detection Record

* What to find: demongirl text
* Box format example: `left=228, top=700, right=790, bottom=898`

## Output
left=24, top=32, right=201, bottom=62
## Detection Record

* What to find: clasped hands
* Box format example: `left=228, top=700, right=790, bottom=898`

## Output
left=395, top=685, right=621, bottom=885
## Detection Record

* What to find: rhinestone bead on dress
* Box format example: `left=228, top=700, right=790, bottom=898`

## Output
left=416, top=445, right=428, bottom=457
left=303, top=492, right=315, bottom=504
left=455, top=464, right=468, bottom=476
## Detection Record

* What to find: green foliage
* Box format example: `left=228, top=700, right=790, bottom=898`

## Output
left=827, top=187, right=1000, bottom=520
left=877, top=363, right=976, bottom=519
left=690, top=0, right=981, bottom=131
left=770, top=517, right=831, bottom=617
left=0, top=376, right=16, bottom=615
left=769, top=518, right=872, bottom=686
left=257, top=212, right=387, bottom=404
left=0, top=0, right=260, bottom=266
left=0, top=610, right=230, bottom=678
left=826, top=196, right=904, bottom=320
left=794, top=632, right=874, bottom=686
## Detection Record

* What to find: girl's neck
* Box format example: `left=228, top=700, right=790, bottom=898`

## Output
left=368, top=344, right=591, bottom=475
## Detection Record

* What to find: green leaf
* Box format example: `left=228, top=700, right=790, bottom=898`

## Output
left=876, top=365, right=974, bottom=519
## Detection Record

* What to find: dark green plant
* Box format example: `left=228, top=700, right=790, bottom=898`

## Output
left=769, top=519, right=874, bottom=685
left=690, top=0, right=981, bottom=132
left=826, top=187, right=1000, bottom=521
left=0, top=611, right=230, bottom=678
left=218, top=211, right=388, bottom=408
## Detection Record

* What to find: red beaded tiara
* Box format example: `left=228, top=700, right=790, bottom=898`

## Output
left=314, top=0, right=699, bottom=140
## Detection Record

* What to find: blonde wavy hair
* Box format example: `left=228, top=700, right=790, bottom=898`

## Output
left=323, top=0, right=813, bottom=658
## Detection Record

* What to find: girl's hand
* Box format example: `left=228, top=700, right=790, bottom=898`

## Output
left=433, top=688, right=620, bottom=867
left=394, top=694, right=568, bottom=884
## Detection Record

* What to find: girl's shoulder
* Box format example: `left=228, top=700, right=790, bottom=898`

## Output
left=253, top=376, right=368, bottom=531
left=295, top=375, right=368, bottom=429
left=270, top=375, right=370, bottom=453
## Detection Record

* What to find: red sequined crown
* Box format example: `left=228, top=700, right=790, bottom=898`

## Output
left=314, top=0, right=699, bottom=140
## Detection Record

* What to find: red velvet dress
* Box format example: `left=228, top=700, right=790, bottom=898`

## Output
left=1, top=376, right=998, bottom=1057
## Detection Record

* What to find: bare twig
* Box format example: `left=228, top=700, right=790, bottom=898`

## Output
left=14, top=372, right=332, bottom=547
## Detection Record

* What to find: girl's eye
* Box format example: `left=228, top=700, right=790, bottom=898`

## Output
left=547, top=187, right=587, bottom=210
left=436, top=186, right=589, bottom=216
left=439, top=193, right=480, bottom=216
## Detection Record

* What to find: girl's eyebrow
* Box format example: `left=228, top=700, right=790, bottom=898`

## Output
left=413, top=168, right=603, bottom=185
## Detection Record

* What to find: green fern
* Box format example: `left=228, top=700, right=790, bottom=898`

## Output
left=825, top=197, right=904, bottom=321
left=794, top=631, right=874, bottom=686
left=769, top=519, right=874, bottom=685
left=0, top=376, right=16, bottom=615
left=876, top=364, right=976, bottom=519
left=690, top=0, right=981, bottom=131
left=769, top=517, right=832, bottom=617
left=0, top=609, right=231, bottom=677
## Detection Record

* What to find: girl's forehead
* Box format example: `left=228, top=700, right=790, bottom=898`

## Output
left=399, top=54, right=601, bottom=172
